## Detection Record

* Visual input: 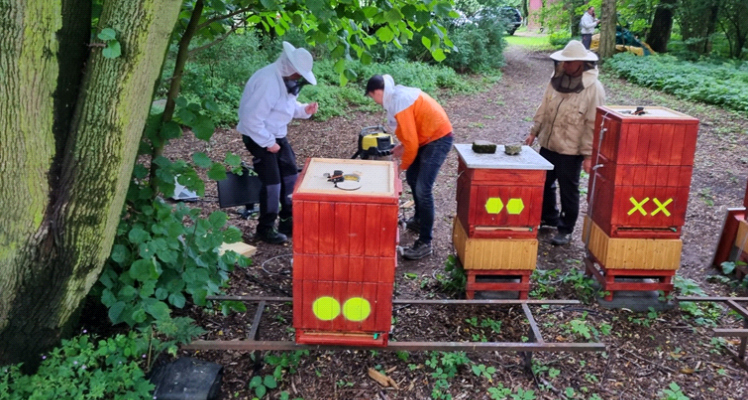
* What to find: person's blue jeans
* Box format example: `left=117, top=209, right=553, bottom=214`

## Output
left=405, top=134, right=453, bottom=244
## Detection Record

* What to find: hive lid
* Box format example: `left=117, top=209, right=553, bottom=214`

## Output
left=601, top=106, right=699, bottom=121
left=296, top=158, right=396, bottom=197
left=455, top=144, right=554, bottom=170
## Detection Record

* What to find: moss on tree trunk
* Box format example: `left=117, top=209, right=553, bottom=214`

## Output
left=0, top=0, right=182, bottom=368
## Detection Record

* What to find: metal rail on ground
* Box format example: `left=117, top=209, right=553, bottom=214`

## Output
left=676, top=296, right=748, bottom=371
left=184, top=296, right=606, bottom=372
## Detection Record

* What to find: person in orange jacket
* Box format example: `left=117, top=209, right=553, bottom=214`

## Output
left=365, top=74, right=453, bottom=260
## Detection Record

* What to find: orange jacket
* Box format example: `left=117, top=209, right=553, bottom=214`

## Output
left=394, top=92, right=453, bottom=170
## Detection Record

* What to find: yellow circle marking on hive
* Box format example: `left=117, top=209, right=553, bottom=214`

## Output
left=312, top=297, right=341, bottom=321
left=343, top=297, right=371, bottom=322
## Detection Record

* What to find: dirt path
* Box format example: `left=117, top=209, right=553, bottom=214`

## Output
left=174, top=43, right=748, bottom=400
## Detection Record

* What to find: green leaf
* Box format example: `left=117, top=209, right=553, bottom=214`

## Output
left=224, top=152, right=242, bottom=167
left=192, top=116, right=215, bottom=141
left=145, top=300, right=171, bottom=321
left=132, top=163, right=149, bottom=179
left=101, top=289, right=117, bottom=307
left=111, top=244, right=129, bottom=264
left=384, top=9, right=403, bottom=25
left=97, top=28, right=116, bottom=41
left=175, top=97, right=188, bottom=108
left=223, top=225, right=242, bottom=244
left=360, top=51, right=373, bottom=65
left=260, top=0, right=278, bottom=10
left=249, top=376, right=262, bottom=388
left=421, top=35, right=432, bottom=50
left=203, top=99, right=220, bottom=113
left=128, top=227, right=150, bottom=244
left=208, top=211, right=228, bottom=229
left=155, top=287, right=169, bottom=301
left=192, top=152, right=212, bottom=168
left=263, top=375, right=278, bottom=389
left=375, top=26, right=394, bottom=42
left=169, top=293, right=186, bottom=308
left=254, top=385, right=267, bottom=399
left=721, top=261, right=736, bottom=275
left=118, top=285, right=138, bottom=301
left=108, top=301, right=126, bottom=323
left=129, top=259, right=154, bottom=281
left=161, top=121, right=182, bottom=140
left=102, top=41, right=121, bottom=59
left=432, top=48, right=446, bottom=62
left=207, top=163, right=227, bottom=181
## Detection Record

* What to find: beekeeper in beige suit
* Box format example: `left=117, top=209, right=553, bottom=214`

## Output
left=525, top=40, right=606, bottom=246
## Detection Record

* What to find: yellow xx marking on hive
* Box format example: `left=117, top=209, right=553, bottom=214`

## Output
left=627, top=197, right=650, bottom=216
left=651, top=198, right=673, bottom=217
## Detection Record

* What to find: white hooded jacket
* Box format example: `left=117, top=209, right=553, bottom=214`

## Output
left=236, top=53, right=312, bottom=148
left=580, top=12, right=597, bottom=35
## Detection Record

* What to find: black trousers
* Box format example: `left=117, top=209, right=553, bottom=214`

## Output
left=581, top=34, right=592, bottom=50
left=242, top=135, right=298, bottom=233
left=540, top=147, right=584, bottom=235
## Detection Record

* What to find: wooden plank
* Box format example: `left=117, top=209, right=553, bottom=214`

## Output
left=318, top=202, right=336, bottom=255
left=583, top=217, right=682, bottom=270
left=453, top=218, right=538, bottom=270
left=218, top=242, right=256, bottom=258
left=734, top=220, right=748, bottom=251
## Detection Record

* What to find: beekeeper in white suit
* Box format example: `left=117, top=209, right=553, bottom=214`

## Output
left=237, top=41, right=319, bottom=244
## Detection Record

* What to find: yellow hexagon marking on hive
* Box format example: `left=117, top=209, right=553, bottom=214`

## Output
left=312, top=297, right=341, bottom=321
left=343, top=297, right=371, bottom=322
left=506, top=198, right=525, bottom=215
left=485, top=197, right=504, bottom=214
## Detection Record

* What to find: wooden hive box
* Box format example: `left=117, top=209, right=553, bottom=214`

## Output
left=455, top=144, right=553, bottom=239
left=453, top=217, right=537, bottom=270
left=292, top=158, right=400, bottom=346
left=588, top=106, right=699, bottom=239
left=582, top=216, right=682, bottom=270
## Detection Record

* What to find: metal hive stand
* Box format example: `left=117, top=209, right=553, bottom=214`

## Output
left=676, top=296, right=748, bottom=372
left=184, top=296, right=606, bottom=371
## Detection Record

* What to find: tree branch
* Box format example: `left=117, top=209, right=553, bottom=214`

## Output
left=197, top=5, right=255, bottom=31
left=189, top=22, right=244, bottom=56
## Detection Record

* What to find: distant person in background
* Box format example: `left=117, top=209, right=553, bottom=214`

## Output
left=525, top=40, right=605, bottom=246
left=237, top=41, right=319, bottom=245
left=580, top=6, right=600, bottom=50
left=365, top=74, right=453, bottom=260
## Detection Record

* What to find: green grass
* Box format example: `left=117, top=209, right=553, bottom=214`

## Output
left=504, top=32, right=556, bottom=51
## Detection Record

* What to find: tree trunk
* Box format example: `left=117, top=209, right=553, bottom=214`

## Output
left=150, top=0, right=205, bottom=192
left=568, top=0, right=585, bottom=37
left=0, top=0, right=182, bottom=369
left=679, top=0, right=722, bottom=55
left=598, top=0, right=617, bottom=61
left=646, top=0, right=676, bottom=53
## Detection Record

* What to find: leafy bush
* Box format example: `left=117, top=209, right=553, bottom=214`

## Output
left=607, top=53, right=748, bottom=112
left=91, top=175, right=250, bottom=327
left=0, top=320, right=202, bottom=400
left=441, top=18, right=507, bottom=74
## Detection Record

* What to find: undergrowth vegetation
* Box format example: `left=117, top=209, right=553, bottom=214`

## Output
left=165, top=26, right=504, bottom=125
left=606, top=53, right=748, bottom=112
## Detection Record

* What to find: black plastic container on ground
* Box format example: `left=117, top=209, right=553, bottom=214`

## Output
left=150, top=357, right=223, bottom=400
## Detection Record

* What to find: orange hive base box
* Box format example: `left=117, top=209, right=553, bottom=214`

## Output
left=454, top=144, right=553, bottom=239
left=292, top=158, right=401, bottom=347
left=588, top=106, right=699, bottom=238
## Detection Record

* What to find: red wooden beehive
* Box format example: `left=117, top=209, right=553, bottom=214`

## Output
left=588, top=106, right=699, bottom=238
left=455, top=144, right=553, bottom=239
left=292, top=158, right=400, bottom=346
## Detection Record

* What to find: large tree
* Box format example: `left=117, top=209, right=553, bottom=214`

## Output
left=0, top=0, right=182, bottom=368
left=597, top=0, right=617, bottom=60
left=1, top=0, right=455, bottom=370
left=646, top=0, right=676, bottom=53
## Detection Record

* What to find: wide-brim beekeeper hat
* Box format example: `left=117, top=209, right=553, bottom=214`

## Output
left=550, top=40, right=599, bottom=62
left=283, top=41, right=317, bottom=85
